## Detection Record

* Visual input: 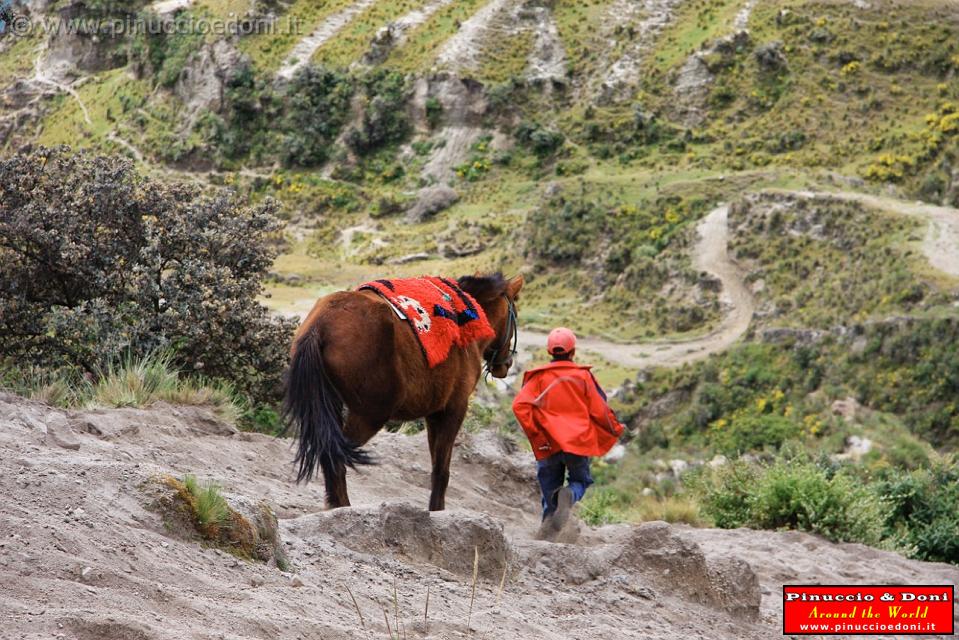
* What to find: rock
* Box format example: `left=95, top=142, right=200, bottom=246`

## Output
left=405, top=185, right=460, bottom=222
left=174, top=39, right=243, bottom=126
left=290, top=574, right=304, bottom=588
left=46, top=417, right=81, bottom=451
left=708, top=454, right=727, bottom=469
left=830, top=397, right=860, bottom=422
left=706, top=556, right=762, bottom=621
left=222, top=494, right=289, bottom=567
left=668, top=459, right=688, bottom=477
left=386, top=252, right=432, bottom=265
left=618, top=522, right=761, bottom=618
left=524, top=540, right=608, bottom=585
left=754, top=41, right=787, bottom=71
left=80, top=566, right=94, bottom=582
left=604, top=444, right=626, bottom=464
left=543, top=181, right=563, bottom=198
left=840, top=435, right=873, bottom=461
left=298, top=502, right=512, bottom=581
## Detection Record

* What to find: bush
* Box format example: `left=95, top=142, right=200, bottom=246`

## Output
left=872, top=460, right=959, bottom=564
left=515, top=121, right=565, bottom=157
left=694, top=457, right=885, bottom=545
left=214, top=63, right=281, bottom=162
left=281, top=65, right=353, bottom=167
left=525, top=194, right=604, bottom=264
left=711, top=413, right=802, bottom=456
left=425, top=96, right=443, bottom=129
left=346, top=70, right=411, bottom=155
left=0, top=146, right=296, bottom=403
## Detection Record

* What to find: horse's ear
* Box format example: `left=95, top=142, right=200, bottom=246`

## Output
left=507, top=275, right=524, bottom=299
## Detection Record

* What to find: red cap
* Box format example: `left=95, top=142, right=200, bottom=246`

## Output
left=547, top=327, right=576, bottom=355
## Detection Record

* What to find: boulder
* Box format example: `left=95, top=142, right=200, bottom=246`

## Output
left=617, top=522, right=761, bottom=618
left=405, top=185, right=460, bottom=222
left=301, top=502, right=513, bottom=581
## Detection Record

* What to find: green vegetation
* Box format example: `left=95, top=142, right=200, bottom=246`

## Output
left=651, top=0, right=749, bottom=72
left=0, top=146, right=295, bottom=406
left=692, top=452, right=959, bottom=564
left=523, top=184, right=719, bottom=337
left=614, top=316, right=959, bottom=454
left=182, top=474, right=232, bottom=529
left=311, top=0, right=429, bottom=68
left=345, top=69, right=411, bottom=155
left=133, top=10, right=206, bottom=87
left=730, top=193, right=938, bottom=328
left=237, top=0, right=358, bottom=72
left=692, top=454, right=885, bottom=545
left=384, top=0, right=488, bottom=72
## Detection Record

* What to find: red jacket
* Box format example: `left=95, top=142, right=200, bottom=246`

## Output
left=512, top=361, right=625, bottom=460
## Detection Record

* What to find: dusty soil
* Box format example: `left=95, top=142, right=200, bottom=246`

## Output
left=1, top=393, right=956, bottom=639
left=277, top=0, right=378, bottom=80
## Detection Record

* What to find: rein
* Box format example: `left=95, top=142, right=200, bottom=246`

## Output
left=484, top=294, right=518, bottom=378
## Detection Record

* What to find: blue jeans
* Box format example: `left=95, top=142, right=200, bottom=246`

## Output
left=536, top=452, right=593, bottom=519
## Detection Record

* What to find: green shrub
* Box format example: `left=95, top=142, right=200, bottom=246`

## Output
left=425, top=97, right=443, bottom=129
left=0, top=146, right=296, bottom=403
left=183, top=475, right=231, bottom=528
left=694, top=457, right=885, bottom=545
left=711, top=413, right=802, bottom=456
left=281, top=65, right=353, bottom=167
left=515, top=121, right=565, bottom=157
left=525, top=193, right=604, bottom=264
left=872, top=460, right=959, bottom=564
left=214, top=63, right=282, bottom=162
left=346, top=70, right=411, bottom=155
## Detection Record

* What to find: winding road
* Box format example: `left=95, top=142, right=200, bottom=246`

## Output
left=517, top=191, right=959, bottom=370
left=517, top=204, right=756, bottom=369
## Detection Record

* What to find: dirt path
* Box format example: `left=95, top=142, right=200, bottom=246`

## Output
left=435, top=0, right=516, bottom=72
left=3, top=394, right=956, bottom=640
left=385, top=0, right=457, bottom=47
left=733, top=0, right=759, bottom=30
left=277, top=0, right=378, bottom=80
left=28, top=44, right=91, bottom=125
left=518, top=190, right=959, bottom=369
left=803, top=190, right=959, bottom=279
left=518, top=204, right=756, bottom=369
left=598, top=0, right=684, bottom=100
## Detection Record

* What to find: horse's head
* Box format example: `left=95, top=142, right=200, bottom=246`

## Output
left=458, top=273, right=524, bottom=378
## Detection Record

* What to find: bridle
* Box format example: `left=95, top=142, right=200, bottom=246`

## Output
left=484, top=294, right=518, bottom=378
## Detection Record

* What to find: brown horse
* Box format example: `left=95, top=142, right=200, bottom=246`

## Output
left=283, top=273, right=524, bottom=510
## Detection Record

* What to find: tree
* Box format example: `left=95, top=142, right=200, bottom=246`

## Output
left=0, top=146, right=295, bottom=402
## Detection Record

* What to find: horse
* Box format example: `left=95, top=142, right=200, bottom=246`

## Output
left=283, top=273, right=524, bottom=511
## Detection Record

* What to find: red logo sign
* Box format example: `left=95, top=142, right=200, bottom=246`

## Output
left=783, top=585, right=954, bottom=635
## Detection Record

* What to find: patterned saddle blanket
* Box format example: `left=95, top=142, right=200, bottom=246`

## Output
left=358, top=276, right=495, bottom=367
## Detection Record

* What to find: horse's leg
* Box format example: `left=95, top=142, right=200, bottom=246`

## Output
left=425, top=403, right=468, bottom=511
left=323, top=412, right=385, bottom=509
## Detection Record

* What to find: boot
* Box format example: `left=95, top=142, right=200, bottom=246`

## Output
left=549, top=487, right=574, bottom=533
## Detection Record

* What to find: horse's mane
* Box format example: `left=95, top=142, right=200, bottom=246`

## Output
left=457, top=273, right=507, bottom=303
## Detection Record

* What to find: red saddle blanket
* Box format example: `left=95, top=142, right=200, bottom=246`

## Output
left=358, top=276, right=495, bottom=367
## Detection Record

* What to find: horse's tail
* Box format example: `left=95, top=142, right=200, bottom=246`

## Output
left=283, top=329, right=373, bottom=484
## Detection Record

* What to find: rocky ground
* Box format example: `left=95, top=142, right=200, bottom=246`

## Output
left=1, top=393, right=956, bottom=640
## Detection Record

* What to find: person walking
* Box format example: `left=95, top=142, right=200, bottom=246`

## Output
left=512, top=327, right=624, bottom=536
